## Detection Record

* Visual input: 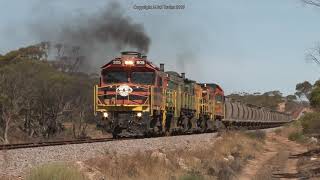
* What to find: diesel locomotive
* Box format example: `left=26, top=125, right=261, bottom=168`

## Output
left=94, top=51, right=291, bottom=138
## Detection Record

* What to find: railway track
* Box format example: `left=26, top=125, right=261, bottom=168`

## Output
left=0, top=130, right=207, bottom=151
left=0, top=132, right=200, bottom=151
left=0, top=138, right=115, bottom=151
left=0, top=124, right=287, bottom=151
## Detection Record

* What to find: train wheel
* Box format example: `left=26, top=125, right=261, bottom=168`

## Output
left=152, top=115, right=163, bottom=134
left=165, top=114, right=172, bottom=134
left=200, top=118, right=207, bottom=132
left=150, top=118, right=157, bottom=130
left=157, top=116, right=163, bottom=132
left=196, top=116, right=203, bottom=128
left=215, top=120, right=226, bottom=132
left=206, top=120, right=214, bottom=132
left=182, top=116, right=189, bottom=132
left=177, top=116, right=183, bottom=127
left=112, top=125, right=121, bottom=139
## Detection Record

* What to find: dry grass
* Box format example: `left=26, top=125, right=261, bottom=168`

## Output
left=0, top=175, right=21, bottom=180
left=59, top=122, right=110, bottom=139
left=281, top=121, right=303, bottom=136
left=85, top=149, right=178, bottom=180
left=276, top=121, right=307, bottom=143
left=84, top=132, right=264, bottom=180
left=26, top=163, right=87, bottom=180
left=245, top=130, right=266, bottom=141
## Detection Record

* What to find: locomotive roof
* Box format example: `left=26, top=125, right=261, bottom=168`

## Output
left=100, top=52, right=159, bottom=71
left=200, top=83, right=223, bottom=91
left=166, top=71, right=181, bottom=77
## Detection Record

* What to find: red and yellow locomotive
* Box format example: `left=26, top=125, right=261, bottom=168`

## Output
left=94, top=51, right=224, bottom=137
left=94, top=51, right=291, bottom=137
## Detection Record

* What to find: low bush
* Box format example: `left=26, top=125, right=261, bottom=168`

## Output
left=277, top=120, right=306, bottom=143
left=179, top=174, right=204, bottom=180
left=85, top=132, right=264, bottom=180
left=274, top=128, right=282, bottom=135
left=300, top=112, right=320, bottom=135
left=26, top=163, right=87, bottom=180
left=288, top=131, right=305, bottom=143
left=180, top=170, right=204, bottom=180
left=245, top=130, right=266, bottom=141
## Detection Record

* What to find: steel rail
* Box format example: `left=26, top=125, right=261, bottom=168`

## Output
left=0, top=121, right=291, bottom=151
left=0, top=138, right=116, bottom=151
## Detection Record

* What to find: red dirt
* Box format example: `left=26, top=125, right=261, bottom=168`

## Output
left=236, top=132, right=307, bottom=180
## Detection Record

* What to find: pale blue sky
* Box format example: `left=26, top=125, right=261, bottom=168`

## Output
left=1, top=0, right=320, bottom=95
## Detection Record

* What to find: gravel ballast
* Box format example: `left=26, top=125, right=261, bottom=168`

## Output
left=0, top=133, right=218, bottom=176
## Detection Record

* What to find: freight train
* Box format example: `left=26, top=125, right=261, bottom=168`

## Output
left=94, top=51, right=291, bottom=138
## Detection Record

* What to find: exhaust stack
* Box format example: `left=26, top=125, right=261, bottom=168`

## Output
left=160, top=63, right=164, bottom=72
left=181, top=73, right=185, bottom=79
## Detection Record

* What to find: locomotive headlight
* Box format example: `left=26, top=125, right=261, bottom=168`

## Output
left=137, top=112, right=142, bottom=117
left=124, top=60, right=134, bottom=65
left=103, top=112, right=109, bottom=118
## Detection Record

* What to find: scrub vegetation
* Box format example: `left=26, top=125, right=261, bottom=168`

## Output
left=83, top=131, right=265, bottom=180
left=0, top=44, right=98, bottom=144
left=26, top=163, right=87, bottom=180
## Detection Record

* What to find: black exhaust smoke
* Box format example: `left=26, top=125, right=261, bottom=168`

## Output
left=30, top=1, right=151, bottom=72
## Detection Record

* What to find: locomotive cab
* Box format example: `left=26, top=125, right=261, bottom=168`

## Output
left=94, top=51, right=167, bottom=137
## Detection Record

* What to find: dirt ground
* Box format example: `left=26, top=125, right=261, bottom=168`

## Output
left=3, top=130, right=320, bottom=180
left=236, top=132, right=308, bottom=180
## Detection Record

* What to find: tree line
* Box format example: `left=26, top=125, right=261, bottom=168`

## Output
left=0, top=45, right=97, bottom=144
left=295, top=81, right=320, bottom=110
left=228, top=89, right=308, bottom=113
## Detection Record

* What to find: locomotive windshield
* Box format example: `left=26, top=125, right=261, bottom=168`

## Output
left=102, top=71, right=155, bottom=85
left=131, top=72, right=155, bottom=85
left=103, top=71, right=128, bottom=83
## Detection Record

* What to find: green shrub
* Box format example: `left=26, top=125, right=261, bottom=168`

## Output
left=300, top=112, right=320, bottom=134
left=245, top=130, right=266, bottom=141
left=291, top=120, right=302, bottom=128
left=288, top=131, right=305, bottom=142
left=310, top=87, right=320, bottom=110
left=179, top=174, right=204, bottom=180
left=274, top=128, right=282, bottom=135
left=26, top=163, right=87, bottom=180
